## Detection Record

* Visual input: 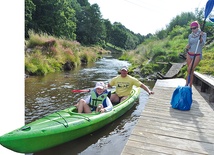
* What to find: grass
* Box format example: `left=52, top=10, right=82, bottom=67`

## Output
left=25, top=31, right=109, bottom=76
left=119, top=27, right=214, bottom=77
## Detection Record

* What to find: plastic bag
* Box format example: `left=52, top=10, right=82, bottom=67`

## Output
left=170, top=86, right=192, bottom=111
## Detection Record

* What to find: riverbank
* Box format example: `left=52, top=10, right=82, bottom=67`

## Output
left=25, top=31, right=111, bottom=76
left=25, top=31, right=214, bottom=81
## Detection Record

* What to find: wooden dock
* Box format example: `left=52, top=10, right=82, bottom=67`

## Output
left=121, top=78, right=214, bottom=155
left=157, top=62, right=186, bottom=79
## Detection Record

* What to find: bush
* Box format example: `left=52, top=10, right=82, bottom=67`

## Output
left=25, top=32, right=108, bottom=76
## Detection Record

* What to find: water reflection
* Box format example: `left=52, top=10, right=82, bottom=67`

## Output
left=25, top=54, right=155, bottom=155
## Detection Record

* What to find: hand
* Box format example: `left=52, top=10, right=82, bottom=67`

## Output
left=99, top=108, right=106, bottom=113
left=199, top=32, right=204, bottom=42
left=199, top=31, right=205, bottom=38
left=74, top=103, right=79, bottom=107
left=148, top=91, right=154, bottom=95
left=186, top=44, right=190, bottom=49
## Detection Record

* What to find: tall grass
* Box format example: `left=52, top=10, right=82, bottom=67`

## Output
left=121, top=25, right=214, bottom=77
left=25, top=31, right=108, bottom=75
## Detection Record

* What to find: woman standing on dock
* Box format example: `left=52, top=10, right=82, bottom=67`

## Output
left=185, top=21, right=206, bottom=87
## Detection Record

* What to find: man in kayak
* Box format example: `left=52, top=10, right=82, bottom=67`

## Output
left=108, top=66, right=154, bottom=104
left=75, top=82, right=113, bottom=113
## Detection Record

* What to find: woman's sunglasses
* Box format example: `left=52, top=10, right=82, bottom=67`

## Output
left=191, top=27, right=197, bottom=30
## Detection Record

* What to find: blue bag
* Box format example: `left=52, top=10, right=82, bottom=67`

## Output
left=170, top=86, right=192, bottom=111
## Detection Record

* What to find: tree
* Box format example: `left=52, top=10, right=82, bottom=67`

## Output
left=76, top=4, right=106, bottom=45
left=25, top=0, right=144, bottom=49
left=31, top=0, right=77, bottom=40
left=166, top=12, right=196, bottom=34
left=109, top=23, right=127, bottom=48
left=156, top=29, right=167, bottom=40
left=103, top=19, right=113, bottom=43
left=25, top=0, right=36, bottom=38
left=77, top=0, right=90, bottom=7
left=108, top=22, right=142, bottom=49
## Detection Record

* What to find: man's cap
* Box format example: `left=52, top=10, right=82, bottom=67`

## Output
left=120, top=66, right=128, bottom=71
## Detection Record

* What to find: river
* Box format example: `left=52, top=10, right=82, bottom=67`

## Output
left=25, top=54, right=155, bottom=155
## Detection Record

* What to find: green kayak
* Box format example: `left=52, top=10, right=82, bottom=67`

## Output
left=0, top=87, right=140, bottom=153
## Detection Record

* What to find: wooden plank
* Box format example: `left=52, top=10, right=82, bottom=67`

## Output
left=123, top=142, right=206, bottom=155
left=126, top=134, right=213, bottom=154
left=194, top=72, right=214, bottom=88
left=194, top=71, right=214, bottom=102
left=164, top=63, right=186, bottom=78
left=132, top=125, right=214, bottom=144
left=140, top=111, right=214, bottom=125
left=121, top=79, right=214, bottom=155
left=157, top=62, right=186, bottom=79
left=137, top=118, right=214, bottom=135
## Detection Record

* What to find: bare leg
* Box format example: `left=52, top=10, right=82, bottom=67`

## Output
left=186, top=55, right=200, bottom=87
left=186, top=54, right=192, bottom=86
left=120, top=96, right=128, bottom=103
left=110, top=94, right=120, bottom=103
left=189, top=56, right=200, bottom=87
left=110, top=94, right=128, bottom=103
left=77, top=99, right=91, bottom=113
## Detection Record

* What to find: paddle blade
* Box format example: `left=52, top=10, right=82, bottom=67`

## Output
left=71, top=89, right=90, bottom=93
left=210, top=17, right=214, bottom=22
left=205, top=0, right=214, bottom=19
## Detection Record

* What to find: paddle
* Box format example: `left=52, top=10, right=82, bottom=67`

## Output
left=71, top=89, right=90, bottom=93
left=187, top=0, right=214, bottom=86
left=210, top=17, right=214, bottom=22
left=171, top=0, right=214, bottom=111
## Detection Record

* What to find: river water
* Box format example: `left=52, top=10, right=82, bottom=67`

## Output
left=25, top=54, right=155, bottom=155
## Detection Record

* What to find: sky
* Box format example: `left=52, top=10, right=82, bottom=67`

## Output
left=88, top=0, right=209, bottom=35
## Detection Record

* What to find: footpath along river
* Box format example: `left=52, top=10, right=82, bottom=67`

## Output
left=25, top=54, right=155, bottom=155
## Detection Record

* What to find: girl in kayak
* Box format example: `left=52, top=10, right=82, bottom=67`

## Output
left=75, top=82, right=113, bottom=113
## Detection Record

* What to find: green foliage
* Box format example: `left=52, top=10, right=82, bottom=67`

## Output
left=47, top=58, right=62, bottom=72
left=25, top=0, right=36, bottom=38
left=197, top=52, right=214, bottom=75
left=156, top=29, right=167, bottom=40
left=167, top=52, right=180, bottom=62
left=154, top=55, right=167, bottom=62
left=25, top=50, right=50, bottom=75
left=122, top=9, right=214, bottom=78
left=25, top=1, right=214, bottom=77
left=79, top=50, right=97, bottom=63
left=31, top=0, right=77, bottom=40
left=76, top=4, right=105, bottom=45
left=25, top=32, right=108, bottom=76
left=169, top=25, right=186, bottom=39
left=108, top=22, right=142, bottom=50
left=166, top=12, right=196, bottom=34
left=119, top=52, right=132, bottom=61
left=25, top=0, right=144, bottom=49
left=26, top=30, right=48, bottom=48
left=149, top=43, right=169, bottom=62
left=140, top=64, right=154, bottom=76
left=109, top=23, right=127, bottom=48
